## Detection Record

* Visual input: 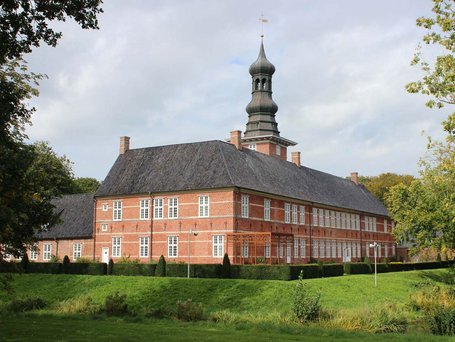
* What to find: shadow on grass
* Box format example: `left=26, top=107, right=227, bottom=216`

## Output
left=418, top=270, right=451, bottom=285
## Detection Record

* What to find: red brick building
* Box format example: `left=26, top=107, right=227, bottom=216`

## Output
left=30, top=39, right=397, bottom=264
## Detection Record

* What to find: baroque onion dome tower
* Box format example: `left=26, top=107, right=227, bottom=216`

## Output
left=241, top=37, right=296, bottom=160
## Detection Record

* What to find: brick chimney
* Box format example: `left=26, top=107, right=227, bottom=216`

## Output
left=350, top=172, right=359, bottom=185
left=291, top=151, right=301, bottom=166
left=230, top=130, right=242, bottom=150
left=119, top=136, right=130, bottom=155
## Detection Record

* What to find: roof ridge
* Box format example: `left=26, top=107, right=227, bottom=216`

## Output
left=218, top=142, right=235, bottom=187
left=127, top=140, right=221, bottom=152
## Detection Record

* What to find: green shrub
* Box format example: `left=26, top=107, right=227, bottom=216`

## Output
left=291, top=265, right=320, bottom=279
left=75, top=257, right=94, bottom=263
left=156, top=255, right=166, bottom=277
left=176, top=299, right=204, bottom=321
left=57, top=295, right=99, bottom=314
left=230, top=265, right=291, bottom=280
left=27, top=262, right=61, bottom=274
left=293, top=271, right=321, bottom=323
left=0, top=273, right=14, bottom=295
left=437, top=253, right=442, bottom=263
left=427, top=306, right=455, bottom=335
left=49, top=255, right=60, bottom=263
left=376, top=263, right=389, bottom=273
left=62, top=255, right=70, bottom=274
left=344, top=263, right=371, bottom=275
left=6, top=297, right=46, bottom=312
left=221, top=253, right=231, bottom=278
left=20, top=253, right=29, bottom=272
left=108, top=259, right=114, bottom=275
left=104, top=292, right=128, bottom=316
left=321, top=264, right=344, bottom=277
left=367, top=304, right=408, bottom=333
left=66, top=263, right=107, bottom=275
left=0, top=262, right=20, bottom=273
left=117, top=255, right=140, bottom=264
left=193, top=264, right=221, bottom=278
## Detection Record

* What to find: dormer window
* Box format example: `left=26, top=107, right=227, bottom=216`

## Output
left=248, top=144, right=257, bottom=151
left=276, top=144, right=280, bottom=156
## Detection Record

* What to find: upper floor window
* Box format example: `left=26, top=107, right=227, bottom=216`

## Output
left=101, top=223, right=108, bottom=232
left=198, top=196, right=209, bottom=217
left=341, top=212, right=346, bottom=229
left=346, top=213, right=351, bottom=229
left=325, top=209, right=330, bottom=227
left=248, top=144, right=257, bottom=151
left=264, top=199, right=271, bottom=221
left=312, top=208, right=318, bottom=226
left=140, top=199, right=150, bottom=220
left=241, top=195, right=249, bottom=218
left=113, top=201, right=122, bottom=221
left=330, top=210, right=335, bottom=228
left=102, top=203, right=108, bottom=211
left=154, top=198, right=163, bottom=219
left=384, top=219, right=388, bottom=232
left=275, top=144, right=280, bottom=156
left=43, top=244, right=52, bottom=261
left=168, top=198, right=178, bottom=218
left=299, top=206, right=305, bottom=225
left=336, top=211, right=341, bottom=228
left=318, top=209, right=324, bottom=227
left=291, top=204, right=298, bottom=224
left=284, top=203, right=291, bottom=223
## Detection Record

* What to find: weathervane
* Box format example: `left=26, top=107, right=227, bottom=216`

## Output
left=259, top=14, right=268, bottom=37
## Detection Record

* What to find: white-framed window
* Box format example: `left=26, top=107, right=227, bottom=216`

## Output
left=242, top=242, right=249, bottom=258
left=30, top=243, right=38, bottom=260
left=248, top=143, right=257, bottom=151
left=313, top=240, right=318, bottom=258
left=264, top=199, right=271, bottom=221
left=199, top=195, right=210, bottom=217
left=346, top=213, right=351, bottom=229
left=324, top=209, right=330, bottom=227
left=294, top=238, right=299, bottom=257
left=265, top=241, right=270, bottom=258
left=101, top=223, right=108, bottom=232
left=342, top=213, right=346, bottom=229
left=318, top=209, right=324, bottom=227
left=337, top=241, right=342, bottom=258
left=139, top=237, right=149, bottom=257
left=332, top=240, right=336, bottom=257
left=312, top=208, right=318, bottom=226
left=168, top=198, right=178, bottom=218
left=292, top=204, right=298, bottom=224
left=300, top=239, right=306, bottom=257
left=279, top=242, right=284, bottom=258
left=392, top=244, right=396, bottom=256
left=373, top=217, right=377, bottom=232
left=154, top=198, right=163, bottom=219
left=299, top=206, right=305, bottom=224
left=112, top=237, right=121, bottom=257
left=330, top=210, right=335, bottom=228
left=113, top=201, right=122, bottom=221
left=336, top=211, right=341, bottom=228
left=326, top=240, right=331, bottom=258
left=366, top=242, right=370, bottom=257
left=168, top=236, right=178, bottom=257
left=275, top=144, right=280, bottom=156
left=385, top=243, right=388, bottom=258
left=73, top=243, right=82, bottom=260
left=212, top=235, right=224, bottom=257
left=284, top=203, right=291, bottom=223
left=356, top=215, right=360, bottom=230
left=102, top=203, right=108, bottom=211
left=320, top=240, right=325, bottom=258
left=43, top=244, right=52, bottom=261
left=384, top=219, right=388, bottom=232
left=140, top=199, right=150, bottom=220
left=352, top=241, right=357, bottom=258
left=357, top=242, right=361, bottom=258
left=241, top=195, right=249, bottom=218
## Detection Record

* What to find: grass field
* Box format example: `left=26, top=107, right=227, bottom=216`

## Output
left=0, top=269, right=453, bottom=340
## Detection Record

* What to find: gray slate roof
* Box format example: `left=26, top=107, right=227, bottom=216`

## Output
left=37, top=193, right=94, bottom=240
left=96, top=141, right=388, bottom=216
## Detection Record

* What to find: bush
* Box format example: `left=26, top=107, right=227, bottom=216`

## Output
left=57, top=295, right=99, bottom=314
left=62, top=255, right=70, bottom=274
left=230, top=265, right=291, bottom=280
left=49, top=255, right=60, bottom=263
left=221, top=253, right=231, bottom=278
left=0, top=262, right=20, bottom=273
left=344, top=263, right=371, bottom=275
left=367, top=304, right=408, bottom=333
left=27, top=262, right=61, bottom=274
left=156, top=255, right=166, bottom=277
left=111, top=263, right=155, bottom=276
left=427, top=306, right=455, bottom=336
left=291, top=265, right=320, bottom=279
left=108, top=259, right=114, bottom=275
left=321, top=264, right=344, bottom=277
left=20, top=253, right=29, bottom=272
left=104, top=292, right=128, bottom=316
left=293, top=271, right=321, bottom=323
left=66, top=263, right=107, bottom=275
left=176, top=299, right=204, bottom=321
left=6, top=297, right=46, bottom=312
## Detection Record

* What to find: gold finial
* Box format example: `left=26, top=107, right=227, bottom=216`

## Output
left=259, top=14, right=268, bottom=37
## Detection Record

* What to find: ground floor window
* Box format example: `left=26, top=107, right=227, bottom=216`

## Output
left=212, top=235, right=224, bottom=257
left=112, top=237, right=121, bottom=257
left=313, top=240, right=318, bottom=258
left=265, top=241, right=270, bottom=258
left=242, top=242, right=249, bottom=258
left=326, top=240, right=331, bottom=258
left=168, top=236, right=178, bottom=257
left=73, top=243, right=82, bottom=260
left=300, top=239, right=306, bottom=258
left=43, top=244, right=52, bottom=261
left=294, top=238, right=299, bottom=257
left=139, top=237, right=149, bottom=257
left=30, top=243, right=38, bottom=260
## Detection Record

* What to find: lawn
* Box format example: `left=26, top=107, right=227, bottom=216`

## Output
left=0, top=269, right=452, bottom=340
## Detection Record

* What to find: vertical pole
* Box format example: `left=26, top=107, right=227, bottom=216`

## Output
left=187, top=229, right=190, bottom=278
left=374, top=242, right=377, bottom=288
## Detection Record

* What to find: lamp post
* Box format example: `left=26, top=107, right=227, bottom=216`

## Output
left=187, top=228, right=198, bottom=278
left=369, top=242, right=380, bottom=287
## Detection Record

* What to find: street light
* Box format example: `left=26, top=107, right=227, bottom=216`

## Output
left=369, top=242, right=380, bottom=287
left=187, top=228, right=198, bottom=278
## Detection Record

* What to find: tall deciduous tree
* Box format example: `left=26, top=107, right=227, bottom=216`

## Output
left=357, top=173, right=415, bottom=204
left=0, top=1, right=103, bottom=260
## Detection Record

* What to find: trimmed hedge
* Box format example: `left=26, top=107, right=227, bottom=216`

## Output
left=0, top=262, right=21, bottom=273
left=291, top=265, right=320, bottom=279
left=344, top=262, right=372, bottom=275
left=166, top=264, right=221, bottom=278
left=231, top=265, right=292, bottom=280
left=321, top=264, right=344, bottom=277
left=27, top=262, right=62, bottom=274
left=66, top=263, right=107, bottom=275
left=111, top=263, right=155, bottom=276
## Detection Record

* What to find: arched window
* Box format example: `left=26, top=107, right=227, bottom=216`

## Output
left=262, top=78, right=267, bottom=89
left=255, top=79, right=260, bottom=90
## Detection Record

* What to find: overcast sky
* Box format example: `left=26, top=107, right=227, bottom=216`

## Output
left=24, top=0, right=452, bottom=181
